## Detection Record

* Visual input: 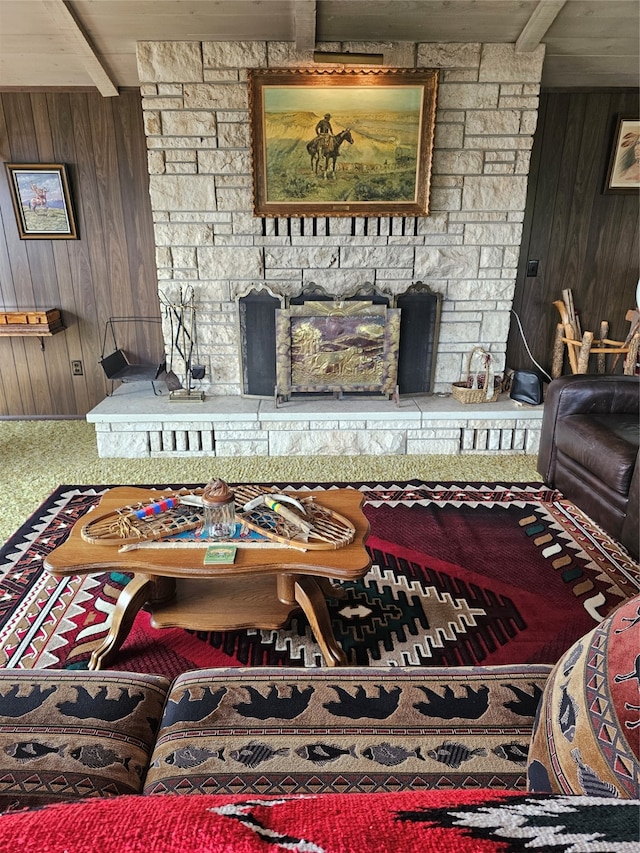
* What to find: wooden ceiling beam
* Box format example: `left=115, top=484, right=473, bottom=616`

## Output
left=516, top=0, right=567, bottom=52
left=294, top=0, right=317, bottom=53
left=42, top=0, right=119, bottom=96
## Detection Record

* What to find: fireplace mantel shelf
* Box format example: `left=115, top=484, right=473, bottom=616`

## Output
left=87, top=382, right=543, bottom=459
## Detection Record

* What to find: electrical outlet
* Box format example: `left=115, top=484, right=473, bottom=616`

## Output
left=71, top=360, right=83, bottom=376
left=526, top=259, right=539, bottom=277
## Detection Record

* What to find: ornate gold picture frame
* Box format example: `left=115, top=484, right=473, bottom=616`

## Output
left=249, top=68, right=438, bottom=217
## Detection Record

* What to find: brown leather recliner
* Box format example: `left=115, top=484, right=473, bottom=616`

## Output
left=537, top=374, right=640, bottom=559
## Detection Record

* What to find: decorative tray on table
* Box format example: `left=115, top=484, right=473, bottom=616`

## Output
left=80, top=485, right=355, bottom=551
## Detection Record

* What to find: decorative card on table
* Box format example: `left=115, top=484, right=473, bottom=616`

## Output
left=203, top=545, right=237, bottom=564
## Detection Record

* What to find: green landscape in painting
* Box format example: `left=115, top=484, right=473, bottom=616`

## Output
left=21, top=207, right=70, bottom=233
left=263, top=108, right=420, bottom=205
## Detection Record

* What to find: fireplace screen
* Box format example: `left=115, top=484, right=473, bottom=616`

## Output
left=275, top=301, right=400, bottom=404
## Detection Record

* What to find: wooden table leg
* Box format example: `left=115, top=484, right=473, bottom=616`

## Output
left=276, top=573, right=296, bottom=605
left=316, top=576, right=347, bottom=600
left=89, top=574, right=154, bottom=670
left=294, top=575, right=347, bottom=667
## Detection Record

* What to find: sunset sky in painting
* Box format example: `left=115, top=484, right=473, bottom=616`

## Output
left=264, top=86, right=423, bottom=115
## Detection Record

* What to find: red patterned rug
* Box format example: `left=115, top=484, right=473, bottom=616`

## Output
left=2, top=789, right=638, bottom=853
left=0, top=482, right=638, bottom=678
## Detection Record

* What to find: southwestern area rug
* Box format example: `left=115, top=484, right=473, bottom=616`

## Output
left=1, top=791, right=638, bottom=853
left=0, top=481, right=638, bottom=678
left=0, top=790, right=638, bottom=853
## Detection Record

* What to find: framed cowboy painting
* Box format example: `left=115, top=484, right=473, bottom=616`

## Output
left=248, top=68, right=438, bottom=217
left=5, top=163, right=78, bottom=239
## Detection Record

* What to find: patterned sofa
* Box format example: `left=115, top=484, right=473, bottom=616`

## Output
left=0, top=595, right=638, bottom=851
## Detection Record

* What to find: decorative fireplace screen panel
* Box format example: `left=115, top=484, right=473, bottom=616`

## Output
left=275, top=302, right=401, bottom=402
left=396, top=286, right=441, bottom=395
left=238, top=290, right=282, bottom=397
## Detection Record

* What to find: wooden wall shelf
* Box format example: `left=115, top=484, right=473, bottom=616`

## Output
left=0, top=309, right=64, bottom=337
left=0, top=310, right=64, bottom=349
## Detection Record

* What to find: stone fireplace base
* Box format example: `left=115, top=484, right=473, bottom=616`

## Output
left=87, top=382, right=543, bottom=459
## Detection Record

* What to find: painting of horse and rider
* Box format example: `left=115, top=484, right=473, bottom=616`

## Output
left=5, top=163, right=77, bottom=239
left=249, top=69, right=438, bottom=217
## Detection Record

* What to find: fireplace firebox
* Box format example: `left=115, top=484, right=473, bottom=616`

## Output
left=238, top=282, right=441, bottom=400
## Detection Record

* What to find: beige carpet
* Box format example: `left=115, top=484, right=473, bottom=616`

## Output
left=0, top=419, right=541, bottom=546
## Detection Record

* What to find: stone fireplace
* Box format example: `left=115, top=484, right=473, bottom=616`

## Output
left=136, top=39, right=544, bottom=400
left=83, top=39, right=547, bottom=459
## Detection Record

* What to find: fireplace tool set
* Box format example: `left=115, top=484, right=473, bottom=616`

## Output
left=159, top=285, right=206, bottom=401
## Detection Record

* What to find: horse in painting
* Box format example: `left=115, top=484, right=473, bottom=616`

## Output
left=306, top=129, right=354, bottom=175
left=29, top=183, right=48, bottom=213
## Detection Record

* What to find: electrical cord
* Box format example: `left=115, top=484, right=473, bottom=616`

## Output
left=510, top=309, right=553, bottom=383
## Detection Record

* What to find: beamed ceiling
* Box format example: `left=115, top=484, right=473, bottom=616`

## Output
left=0, top=0, right=638, bottom=95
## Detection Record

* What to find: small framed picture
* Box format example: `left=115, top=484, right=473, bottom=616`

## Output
left=605, top=117, right=640, bottom=193
left=5, top=163, right=78, bottom=239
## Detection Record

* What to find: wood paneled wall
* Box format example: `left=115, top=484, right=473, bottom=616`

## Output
left=0, top=90, right=162, bottom=417
left=0, top=89, right=637, bottom=416
left=507, top=90, right=639, bottom=378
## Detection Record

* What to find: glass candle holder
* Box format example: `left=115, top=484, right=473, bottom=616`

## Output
left=201, top=480, right=235, bottom=540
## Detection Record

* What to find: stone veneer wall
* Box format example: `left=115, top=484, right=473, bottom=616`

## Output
left=136, top=40, right=544, bottom=396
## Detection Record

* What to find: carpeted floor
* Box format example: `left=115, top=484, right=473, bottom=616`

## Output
left=2, top=481, right=637, bottom=677
left=0, top=419, right=541, bottom=546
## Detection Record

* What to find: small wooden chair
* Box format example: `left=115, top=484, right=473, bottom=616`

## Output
left=551, top=290, right=640, bottom=378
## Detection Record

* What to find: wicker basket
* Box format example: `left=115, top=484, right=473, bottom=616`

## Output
left=451, top=346, right=500, bottom=404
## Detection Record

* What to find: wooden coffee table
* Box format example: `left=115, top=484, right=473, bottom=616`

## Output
left=44, top=486, right=371, bottom=670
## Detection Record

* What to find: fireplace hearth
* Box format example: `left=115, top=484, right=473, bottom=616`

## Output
left=87, top=381, right=543, bottom=459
